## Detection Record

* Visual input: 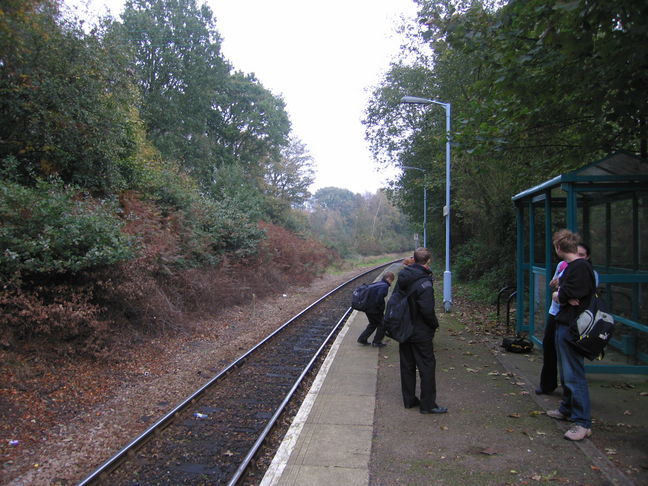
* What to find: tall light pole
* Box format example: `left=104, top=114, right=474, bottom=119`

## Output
left=402, top=166, right=427, bottom=249
left=400, top=95, right=453, bottom=312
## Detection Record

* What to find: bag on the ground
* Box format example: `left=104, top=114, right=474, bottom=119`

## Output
left=501, top=336, right=534, bottom=353
left=569, top=294, right=615, bottom=360
left=383, top=278, right=427, bottom=343
left=351, top=282, right=378, bottom=312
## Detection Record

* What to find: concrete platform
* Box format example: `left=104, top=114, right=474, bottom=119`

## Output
left=260, top=301, right=378, bottom=486
left=260, top=266, right=648, bottom=486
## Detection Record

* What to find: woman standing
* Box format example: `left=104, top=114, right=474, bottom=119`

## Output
left=536, top=242, right=598, bottom=395
left=547, top=229, right=596, bottom=441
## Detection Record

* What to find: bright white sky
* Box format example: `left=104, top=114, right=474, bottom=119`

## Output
left=65, top=0, right=416, bottom=195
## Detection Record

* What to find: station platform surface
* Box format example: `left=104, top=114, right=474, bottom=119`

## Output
left=260, top=264, right=648, bottom=486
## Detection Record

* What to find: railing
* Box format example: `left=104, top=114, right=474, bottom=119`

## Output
left=496, top=286, right=517, bottom=333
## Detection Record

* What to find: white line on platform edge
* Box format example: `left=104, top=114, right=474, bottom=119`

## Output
left=258, top=311, right=358, bottom=486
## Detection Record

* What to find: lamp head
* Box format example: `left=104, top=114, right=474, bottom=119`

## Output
left=400, top=95, right=433, bottom=105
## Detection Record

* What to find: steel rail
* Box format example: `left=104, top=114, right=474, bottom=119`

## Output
left=226, top=307, right=353, bottom=486
left=77, top=259, right=398, bottom=486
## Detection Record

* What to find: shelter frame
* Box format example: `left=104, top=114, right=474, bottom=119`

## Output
left=512, top=151, right=648, bottom=374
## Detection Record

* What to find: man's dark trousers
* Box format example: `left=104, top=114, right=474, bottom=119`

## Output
left=399, top=334, right=437, bottom=411
left=357, top=312, right=385, bottom=344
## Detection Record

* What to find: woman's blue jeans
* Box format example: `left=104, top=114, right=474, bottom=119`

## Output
left=556, top=323, right=592, bottom=428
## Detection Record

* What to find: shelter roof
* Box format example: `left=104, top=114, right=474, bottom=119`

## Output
left=512, top=151, right=648, bottom=202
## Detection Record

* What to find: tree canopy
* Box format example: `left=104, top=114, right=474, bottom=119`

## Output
left=115, top=0, right=292, bottom=186
left=1, top=0, right=413, bottom=280
left=364, top=0, right=648, bottom=294
left=0, top=0, right=140, bottom=193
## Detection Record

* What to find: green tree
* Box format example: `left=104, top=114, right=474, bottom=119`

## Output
left=0, top=0, right=140, bottom=193
left=308, top=187, right=360, bottom=256
left=354, top=190, right=414, bottom=254
left=308, top=188, right=412, bottom=257
left=263, top=136, right=315, bottom=207
left=259, top=136, right=315, bottom=229
left=415, top=0, right=648, bottom=164
left=365, top=0, right=648, bottom=296
left=215, top=71, right=292, bottom=173
left=116, top=0, right=292, bottom=187
left=116, top=0, right=231, bottom=177
left=311, top=187, right=360, bottom=215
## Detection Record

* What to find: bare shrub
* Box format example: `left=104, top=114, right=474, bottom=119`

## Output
left=0, top=277, right=109, bottom=356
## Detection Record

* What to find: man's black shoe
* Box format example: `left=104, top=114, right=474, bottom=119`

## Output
left=372, top=342, right=387, bottom=348
left=420, top=406, right=448, bottom=414
left=357, top=339, right=369, bottom=345
left=535, top=387, right=554, bottom=395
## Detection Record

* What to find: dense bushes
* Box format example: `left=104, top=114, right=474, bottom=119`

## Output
left=0, top=177, right=136, bottom=276
left=454, top=239, right=513, bottom=302
left=0, top=185, right=337, bottom=355
left=0, top=176, right=135, bottom=353
left=0, top=276, right=109, bottom=354
left=176, top=196, right=266, bottom=266
left=257, top=222, right=335, bottom=281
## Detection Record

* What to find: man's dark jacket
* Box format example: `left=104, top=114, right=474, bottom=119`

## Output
left=395, top=263, right=438, bottom=341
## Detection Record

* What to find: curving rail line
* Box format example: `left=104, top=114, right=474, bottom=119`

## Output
left=78, top=260, right=398, bottom=486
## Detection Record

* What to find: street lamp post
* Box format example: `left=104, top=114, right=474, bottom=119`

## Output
left=400, top=95, right=452, bottom=312
left=402, top=166, right=427, bottom=249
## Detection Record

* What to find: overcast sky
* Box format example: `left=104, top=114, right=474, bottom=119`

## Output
left=65, top=0, right=416, bottom=194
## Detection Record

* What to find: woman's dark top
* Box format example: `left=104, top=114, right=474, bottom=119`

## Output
left=555, top=258, right=595, bottom=325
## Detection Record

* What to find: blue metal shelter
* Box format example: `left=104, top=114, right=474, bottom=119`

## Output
left=512, top=151, right=648, bottom=374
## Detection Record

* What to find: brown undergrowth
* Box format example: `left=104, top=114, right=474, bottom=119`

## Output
left=1, top=192, right=337, bottom=357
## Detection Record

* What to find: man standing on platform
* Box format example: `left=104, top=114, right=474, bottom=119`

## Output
left=396, top=248, right=447, bottom=414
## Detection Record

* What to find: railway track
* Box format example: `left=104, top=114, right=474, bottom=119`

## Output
left=78, top=262, right=395, bottom=486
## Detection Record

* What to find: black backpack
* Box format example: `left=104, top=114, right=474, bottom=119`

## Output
left=383, top=277, right=427, bottom=343
left=351, top=282, right=380, bottom=312
left=501, top=336, right=534, bottom=353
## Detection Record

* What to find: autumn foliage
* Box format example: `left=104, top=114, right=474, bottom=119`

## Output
left=0, top=192, right=336, bottom=356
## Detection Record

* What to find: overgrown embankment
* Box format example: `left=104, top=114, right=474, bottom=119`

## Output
left=0, top=188, right=337, bottom=358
